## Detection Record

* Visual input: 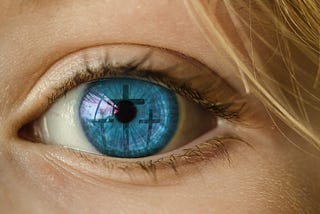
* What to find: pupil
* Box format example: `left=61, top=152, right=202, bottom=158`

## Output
left=114, top=100, right=137, bottom=123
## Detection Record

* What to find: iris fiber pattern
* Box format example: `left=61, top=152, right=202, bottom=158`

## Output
left=79, top=78, right=179, bottom=158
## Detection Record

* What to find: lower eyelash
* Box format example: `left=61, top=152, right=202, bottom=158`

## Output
left=60, top=135, right=247, bottom=184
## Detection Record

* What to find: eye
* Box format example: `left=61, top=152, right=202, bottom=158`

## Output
left=19, top=44, right=246, bottom=171
left=33, top=76, right=215, bottom=158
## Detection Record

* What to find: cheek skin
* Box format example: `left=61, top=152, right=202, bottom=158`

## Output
left=1, top=123, right=320, bottom=214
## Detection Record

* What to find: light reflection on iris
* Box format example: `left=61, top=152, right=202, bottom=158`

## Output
left=79, top=78, right=179, bottom=158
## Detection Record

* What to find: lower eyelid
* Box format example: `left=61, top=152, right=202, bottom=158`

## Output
left=41, top=134, right=244, bottom=186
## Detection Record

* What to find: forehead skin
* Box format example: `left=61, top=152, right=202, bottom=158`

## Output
left=0, top=0, right=320, bottom=214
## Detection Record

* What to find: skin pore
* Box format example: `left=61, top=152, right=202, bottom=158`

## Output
left=0, top=0, right=320, bottom=213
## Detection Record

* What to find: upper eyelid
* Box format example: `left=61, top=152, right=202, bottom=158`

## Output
left=11, top=44, right=244, bottom=132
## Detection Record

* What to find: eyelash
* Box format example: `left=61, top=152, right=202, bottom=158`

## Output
left=20, top=48, right=249, bottom=183
left=55, top=135, right=245, bottom=185
left=47, top=53, right=244, bottom=121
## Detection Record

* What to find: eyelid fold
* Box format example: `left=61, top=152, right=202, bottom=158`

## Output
left=15, top=44, right=246, bottom=128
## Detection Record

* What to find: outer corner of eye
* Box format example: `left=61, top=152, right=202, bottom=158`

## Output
left=19, top=76, right=218, bottom=160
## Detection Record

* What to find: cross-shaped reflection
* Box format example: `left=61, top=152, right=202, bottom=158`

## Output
left=111, top=84, right=145, bottom=152
left=139, top=109, right=161, bottom=146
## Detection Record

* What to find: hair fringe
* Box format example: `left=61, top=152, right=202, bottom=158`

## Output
left=184, top=0, right=320, bottom=149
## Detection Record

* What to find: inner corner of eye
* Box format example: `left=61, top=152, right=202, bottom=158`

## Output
left=18, top=120, right=41, bottom=143
left=19, top=77, right=218, bottom=159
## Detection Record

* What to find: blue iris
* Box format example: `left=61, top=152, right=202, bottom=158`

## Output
left=79, top=78, right=179, bottom=158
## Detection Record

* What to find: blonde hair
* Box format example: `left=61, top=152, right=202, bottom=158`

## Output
left=185, top=0, right=320, bottom=148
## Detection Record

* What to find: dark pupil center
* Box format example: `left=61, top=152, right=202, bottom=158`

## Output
left=114, top=100, right=137, bottom=123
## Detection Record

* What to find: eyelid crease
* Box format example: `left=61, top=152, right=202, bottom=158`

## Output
left=13, top=44, right=250, bottom=134
left=44, top=135, right=246, bottom=186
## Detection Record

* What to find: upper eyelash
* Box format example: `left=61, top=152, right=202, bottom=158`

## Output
left=47, top=53, right=245, bottom=121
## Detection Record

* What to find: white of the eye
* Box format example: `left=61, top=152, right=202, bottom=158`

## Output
left=34, top=85, right=99, bottom=154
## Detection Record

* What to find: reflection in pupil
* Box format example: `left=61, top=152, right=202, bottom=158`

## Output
left=114, top=100, right=137, bottom=123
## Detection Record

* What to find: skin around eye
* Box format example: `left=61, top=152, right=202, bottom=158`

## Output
left=17, top=44, right=248, bottom=184
left=30, top=77, right=216, bottom=158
